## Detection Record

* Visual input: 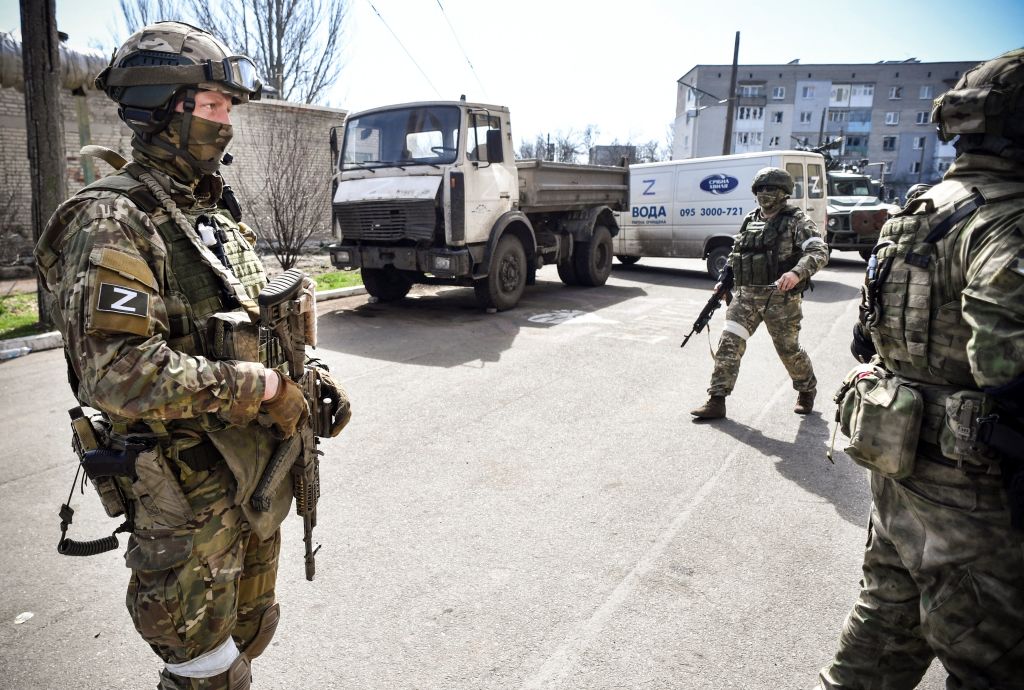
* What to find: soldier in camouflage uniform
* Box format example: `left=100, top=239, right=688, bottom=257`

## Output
left=35, top=23, right=312, bottom=690
left=819, top=48, right=1024, bottom=689
left=691, top=167, right=829, bottom=420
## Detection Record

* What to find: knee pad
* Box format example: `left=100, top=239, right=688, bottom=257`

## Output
left=240, top=602, right=280, bottom=660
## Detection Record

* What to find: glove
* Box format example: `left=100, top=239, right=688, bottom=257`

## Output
left=261, top=371, right=309, bottom=438
left=312, top=367, right=352, bottom=438
left=850, top=322, right=876, bottom=364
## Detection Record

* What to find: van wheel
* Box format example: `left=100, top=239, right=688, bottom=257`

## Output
left=705, top=245, right=731, bottom=279
left=474, top=234, right=526, bottom=311
left=362, top=266, right=413, bottom=302
left=573, top=225, right=613, bottom=286
left=616, top=255, right=640, bottom=265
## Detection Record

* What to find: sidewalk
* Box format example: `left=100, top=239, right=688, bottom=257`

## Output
left=0, top=284, right=366, bottom=360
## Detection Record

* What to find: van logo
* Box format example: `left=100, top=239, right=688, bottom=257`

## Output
left=699, top=174, right=739, bottom=195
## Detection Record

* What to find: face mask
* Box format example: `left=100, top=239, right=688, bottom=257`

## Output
left=756, top=189, right=787, bottom=214
left=149, top=112, right=233, bottom=181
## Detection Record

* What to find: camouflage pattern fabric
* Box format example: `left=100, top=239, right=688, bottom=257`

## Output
left=726, top=203, right=829, bottom=287
left=708, top=288, right=816, bottom=396
left=820, top=152, right=1024, bottom=688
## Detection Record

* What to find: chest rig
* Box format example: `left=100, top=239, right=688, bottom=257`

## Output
left=733, top=208, right=799, bottom=286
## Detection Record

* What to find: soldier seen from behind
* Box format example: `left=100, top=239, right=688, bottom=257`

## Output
left=819, top=48, right=1024, bottom=689
left=34, top=22, right=350, bottom=690
left=690, top=167, right=829, bottom=420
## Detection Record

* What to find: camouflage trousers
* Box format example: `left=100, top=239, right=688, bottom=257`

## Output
left=708, top=286, right=816, bottom=397
left=125, top=463, right=281, bottom=689
left=819, top=457, right=1024, bottom=689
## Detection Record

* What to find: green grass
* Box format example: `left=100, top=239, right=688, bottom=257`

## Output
left=310, top=270, right=363, bottom=291
left=0, top=293, right=46, bottom=339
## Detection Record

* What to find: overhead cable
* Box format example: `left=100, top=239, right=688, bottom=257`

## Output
left=434, top=0, right=488, bottom=99
left=365, top=0, right=443, bottom=98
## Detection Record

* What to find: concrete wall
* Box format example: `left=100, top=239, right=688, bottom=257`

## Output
left=0, top=86, right=345, bottom=262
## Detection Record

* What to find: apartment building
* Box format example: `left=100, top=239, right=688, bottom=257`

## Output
left=673, top=58, right=980, bottom=199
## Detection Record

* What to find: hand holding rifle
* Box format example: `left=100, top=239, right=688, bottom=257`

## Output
left=680, top=265, right=733, bottom=348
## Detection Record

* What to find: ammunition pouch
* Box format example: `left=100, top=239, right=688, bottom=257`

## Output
left=207, top=311, right=261, bottom=362
left=835, top=365, right=923, bottom=478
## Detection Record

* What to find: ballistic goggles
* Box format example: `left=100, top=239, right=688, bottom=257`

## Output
left=100, top=55, right=263, bottom=101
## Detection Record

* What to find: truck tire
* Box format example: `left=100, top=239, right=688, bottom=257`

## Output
left=361, top=266, right=413, bottom=302
left=616, top=255, right=640, bottom=265
left=557, top=260, right=579, bottom=286
left=573, top=225, right=613, bottom=287
left=706, top=245, right=730, bottom=279
left=474, top=234, right=526, bottom=311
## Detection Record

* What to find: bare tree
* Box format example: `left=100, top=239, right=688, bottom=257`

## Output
left=663, top=123, right=675, bottom=160
left=0, top=165, right=27, bottom=266
left=119, top=0, right=184, bottom=33
left=187, top=0, right=348, bottom=105
left=554, top=129, right=582, bottom=163
left=636, top=139, right=661, bottom=163
left=516, top=137, right=537, bottom=160
left=232, top=108, right=328, bottom=270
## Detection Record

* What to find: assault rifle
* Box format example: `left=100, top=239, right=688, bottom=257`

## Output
left=681, top=267, right=733, bottom=348
left=250, top=269, right=324, bottom=581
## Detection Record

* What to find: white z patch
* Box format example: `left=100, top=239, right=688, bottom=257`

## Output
left=97, top=282, right=150, bottom=317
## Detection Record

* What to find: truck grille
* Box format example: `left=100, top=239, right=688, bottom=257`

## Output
left=333, top=200, right=436, bottom=243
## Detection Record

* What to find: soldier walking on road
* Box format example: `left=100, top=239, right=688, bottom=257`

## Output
left=34, top=22, right=349, bottom=690
left=690, top=167, right=829, bottom=420
left=819, top=48, right=1024, bottom=689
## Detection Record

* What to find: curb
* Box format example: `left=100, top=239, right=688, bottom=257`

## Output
left=0, top=285, right=366, bottom=358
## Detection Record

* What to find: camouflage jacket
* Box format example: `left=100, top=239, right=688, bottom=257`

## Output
left=35, top=166, right=267, bottom=433
left=726, top=204, right=829, bottom=285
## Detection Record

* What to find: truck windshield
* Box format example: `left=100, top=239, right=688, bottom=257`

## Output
left=341, top=106, right=461, bottom=170
left=829, top=177, right=873, bottom=196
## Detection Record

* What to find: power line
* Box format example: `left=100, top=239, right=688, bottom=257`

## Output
left=365, top=0, right=443, bottom=98
left=434, top=0, right=488, bottom=100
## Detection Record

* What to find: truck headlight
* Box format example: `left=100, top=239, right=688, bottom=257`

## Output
left=433, top=255, right=451, bottom=271
left=333, top=249, right=351, bottom=263
left=827, top=217, right=837, bottom=228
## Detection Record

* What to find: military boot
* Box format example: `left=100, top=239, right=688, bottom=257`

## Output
left=690, top=395, right=726, bottom=420
left=795, top=390, right=815, bottom=415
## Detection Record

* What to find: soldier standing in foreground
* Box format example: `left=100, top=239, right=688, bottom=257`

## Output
left=690, top=167, right=828, bottom=420
left=819, top=48, right=1024, bottom=689
left=34, top=22, right=349, bottom=689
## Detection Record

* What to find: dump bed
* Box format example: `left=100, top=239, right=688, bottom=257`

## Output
left=516, top=159, right=628, bottom=213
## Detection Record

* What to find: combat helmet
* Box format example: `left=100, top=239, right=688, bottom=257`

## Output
left=931, top=47, right=1024, bottom=159
left=94, top=21, right=262, bottom=178
left=751, top=167, right=794, bottom=195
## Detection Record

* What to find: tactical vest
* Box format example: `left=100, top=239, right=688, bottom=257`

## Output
left=732, top=208, right=801, bottom=286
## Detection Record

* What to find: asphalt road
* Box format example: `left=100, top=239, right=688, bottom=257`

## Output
left=0, top=253, right=945, bottom=689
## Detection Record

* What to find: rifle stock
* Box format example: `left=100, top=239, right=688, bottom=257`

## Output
left=680, top=288, right=727, bottom=348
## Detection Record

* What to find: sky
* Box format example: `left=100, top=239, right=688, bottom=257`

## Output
left=2, top=0, right=1022, bottom=149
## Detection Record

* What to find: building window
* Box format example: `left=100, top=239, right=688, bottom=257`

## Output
left=802, top=85, right=815, bottom=99
left=889, top=86, right=903, bottom=99
left=800, top=111, right=813, bottom=123
left=919, top=85, right=933, bottom=99
left=852, top=84, right=875, bottom=97
left=736, top=132, right=763, bottom=146
left=913, top=136, right=926, bottom=149
left=882, top=136, right=897, bottom=151
left=771, top=111, right=783, bottom=123
left=772, top=86, right=785, bottom=99
left=936, top=160, right=951, bottom=172
left=885, top=111, right=900, bottom=125
left=916, top=111, right=929, bottom=124
left=828, top=110, right=847, bottom=122
left=738, top=84, right=763, bottom=97
left=768, top=136, right=781, bottom=146
left=737, top=106, right=764, bottom=120
left=883, top=161, right=893, bottom=173
left=910, top=161, right=921, bottom=174
left=831, top=85, right=849, bottom=103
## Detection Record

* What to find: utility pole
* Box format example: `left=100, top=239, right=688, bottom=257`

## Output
left=20, top=0, right=67, bottom=327
left=721, top=31, right=740, bottom=156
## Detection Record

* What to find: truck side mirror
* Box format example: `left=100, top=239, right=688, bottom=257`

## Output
left=486, top=129, right=504, bottom=164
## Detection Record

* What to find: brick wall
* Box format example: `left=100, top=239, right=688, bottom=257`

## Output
left=0, top=86, right=345, bottom=262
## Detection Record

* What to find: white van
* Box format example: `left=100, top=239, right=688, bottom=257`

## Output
left=613, top=150, right=828, bottom=277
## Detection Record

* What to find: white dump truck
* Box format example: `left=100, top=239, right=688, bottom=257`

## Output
left=612, top=150, right=829, bottom=278
left=326, top=100, right=628, bottom=310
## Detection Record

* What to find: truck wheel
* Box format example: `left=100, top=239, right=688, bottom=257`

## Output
left=616, top=255, right=640, bottom=265
left=361, top=266, right=413, bottom=302
left=705, top=246, right=730, bottom=279
left=474, top=234, right=526, bottom=311
left=573, top=225, right=613, bottom=287
left=557, top=259, right=579, bottom=285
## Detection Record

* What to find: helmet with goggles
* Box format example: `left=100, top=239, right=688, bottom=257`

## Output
left=751, top=167, right=794, bottom=195
left=95, top=21, right=262, bottom=136
left=930, top=47, right=1024, bottom=159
